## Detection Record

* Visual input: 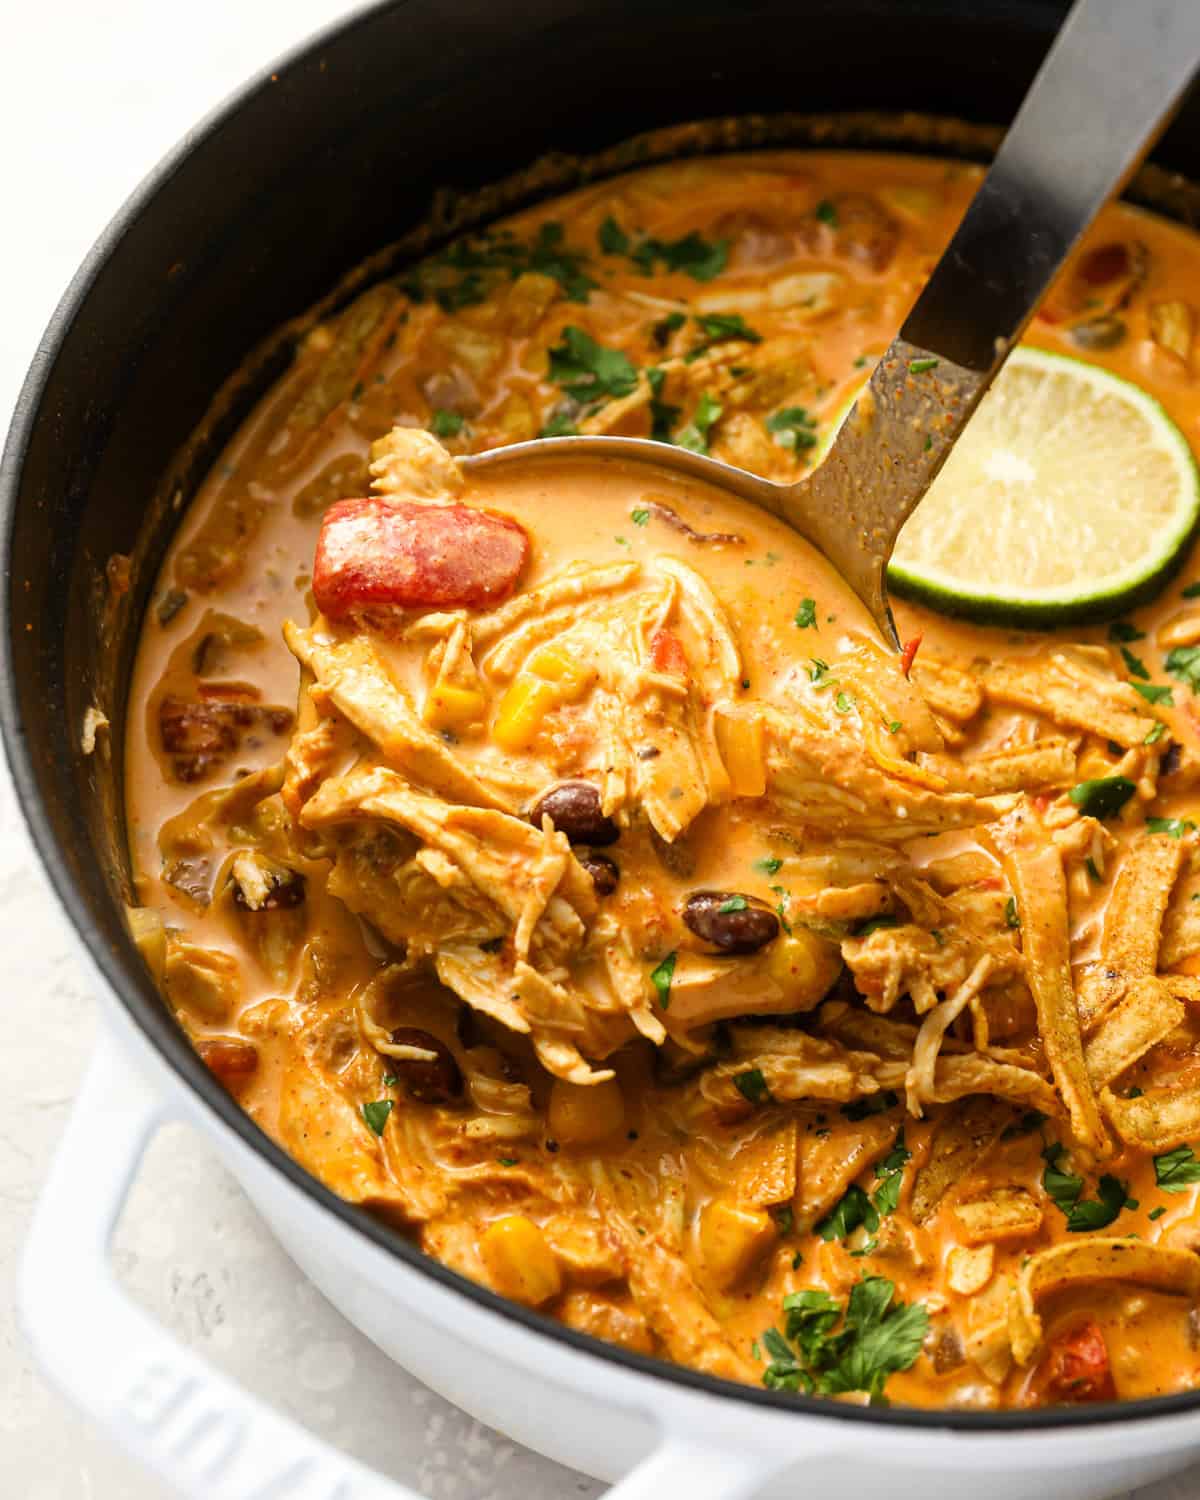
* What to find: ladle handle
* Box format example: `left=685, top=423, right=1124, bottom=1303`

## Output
left=901, top=0, right=1200, bottom=372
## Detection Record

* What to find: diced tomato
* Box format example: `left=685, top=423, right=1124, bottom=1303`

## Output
left=312, top=497, right=529, bottom=619
left=899, top=633, right=923, bottom=679
left=1040, top=1319, right=1116, bottom=1404
left=649, top=627, right=688, bottom=675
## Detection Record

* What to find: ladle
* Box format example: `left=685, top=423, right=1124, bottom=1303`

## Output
left=466, top=0, right=1200, bottom=647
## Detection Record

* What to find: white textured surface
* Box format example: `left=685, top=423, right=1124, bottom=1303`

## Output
left=3, top=4, right=1200, bottom=1497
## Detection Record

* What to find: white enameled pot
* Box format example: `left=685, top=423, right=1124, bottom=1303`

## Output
left=19, top=964, right=1200, bottom=1500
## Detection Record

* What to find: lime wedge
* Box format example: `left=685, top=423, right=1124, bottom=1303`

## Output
left=887, top=346, right=1200, bottom=625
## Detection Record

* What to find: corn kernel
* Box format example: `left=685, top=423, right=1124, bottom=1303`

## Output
left=713, top=707, right=766, bottom=798
left=696, top=1198, right=775, bottom=1290
left=423, top=682, right=487, bottom=733
left=767, top=929, right=842, bottom=1007
left=547, top=1077, right=625, bottom=1147
left=492, top=676, right=558, bottom=750
left=527, top=644, right=595, bottom=700
left=479, top=1214, right=563, bottom=1306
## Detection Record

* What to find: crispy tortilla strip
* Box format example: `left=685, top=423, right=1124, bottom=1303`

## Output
left=1085, top=978, right=1185, bottom=1088
left=984, top=655, right=1153, bottom=749
left=953, top=1187, right=1042, bottom=1246
left=910, top=1096, right=1015, bottom=1225
left=911, top=658, right=984, bottom=725
left=691, top=1121, right=799, bottom=1208
left=283, top=622, right=506, bottom=809
left=989, top=806, right=1109, bottom=1155
left=917, top=738, right=1076, bottom=796
left=1077, top=833, right=1188, bottom=1027
left=612, top=1220, right=756, bottom=1382
left=1161, top=875, right=1200, bottom=970
left=1010, top=1239, right=1200, bottom=1365
left=1101, top=1083, right=1200, bottom=1151
left=795, top=1112, right=899, bottom=1231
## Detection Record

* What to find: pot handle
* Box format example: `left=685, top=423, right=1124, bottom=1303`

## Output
left=21, top=1034, right=784, bottom=1500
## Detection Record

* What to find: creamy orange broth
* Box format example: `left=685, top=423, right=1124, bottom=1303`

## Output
left=124, top=151, right=1200, bottom=1408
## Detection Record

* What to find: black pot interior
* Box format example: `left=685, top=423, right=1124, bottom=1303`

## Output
left=9, top=0, right=1200, bottom=1430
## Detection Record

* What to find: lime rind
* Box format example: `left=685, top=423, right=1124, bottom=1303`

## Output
left=886, top=346, right=1200, bottom=626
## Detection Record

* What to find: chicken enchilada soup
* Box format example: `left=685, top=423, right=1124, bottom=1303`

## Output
left=125, top=152, right=1200, bottom=1409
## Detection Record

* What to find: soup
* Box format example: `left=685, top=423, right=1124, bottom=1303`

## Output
left=123, top=152, right=1200, bottom=1408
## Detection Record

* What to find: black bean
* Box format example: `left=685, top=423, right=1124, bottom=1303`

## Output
left=1161, top=741, right=1182, bottom=777
left=387, top=1027, right=464, bottom=1104
left=529, top=781, right=618, bottom=846
left=578, top=853, right=619, bottom=896
left=683, top=891, right=779, bottom=955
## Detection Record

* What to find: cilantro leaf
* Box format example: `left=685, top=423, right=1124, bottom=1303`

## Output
left=1147, top=817, right=1195, bottom=838
left=1109, top=621, right=1146, bottom=643
left=631, top=507, right=650, bottom=526
left=1005, top=896, right=1020, bottom=929
left=1166, top=645, right=1200, bottom=694
left=1041, top=1142, right=1084, bottom=1216
left=598, top=215, right=629, bottom=255
left=1068, top=776, right=1136, bottom=820
left=675, top=392, right=723, bottom=454
left=548, top=326, right=639, bottom=402
left=650, top=951, right=676, bottom=1008
left=1154, top=1145, right=1200, bottom=1192
left=842, top=1090, right=898, bottom=1121
left=632, top=230, right=729, bottom=282
left=815, top=1184, right=880, bottom=1243
left=1133, top=681, right=1174, bottom=706
left=783, top=1289, right=842, bottom=1362
left=1121, top=646, right=1150, bottom=680
left=834, top=691, right=855, bottom=714
left=650, top=311, right=686, bottom=347
left=814, top=199, right=838, bottom=227
left=693, top=312, right=762, bottom=347
left=754, top=856, right=783, bottom=876
left=430, top=408, right=464, bottom=438
left=362, top=1099, right=393, bottom=1136
left=1043, top=1143, right=1129, bottom=1231
left=794, top=598, right=818, bottom=630
left=766, top=406, right=818, bottom=452
left=908, top=357, right=939, bottom=374
left=870, top=1132, right=911, bottom=1217
left=719, top=895, right=749, bottom=912
left=734, top=1067, right=772, bottom=1105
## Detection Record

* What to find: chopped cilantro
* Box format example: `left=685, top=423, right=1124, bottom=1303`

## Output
left=650, top=310, right=686, bottom=347
left=754, top=856, right=783, bottom=876
left=430, top=408, right=465, bottom=438
left=362, top=1099, right=393, bottom=1136
left=414, top=221, right=597, bottom=306
left=794, top=598, right=818, bottom=630
left=1166, top=645, right=1200, bottom=694
left=675, top=391, right=723, bottom=454
left=1134, top=681, right=1174, bottom=706
left=816, top=1184, right=879, bottom=1243
left=650, top=951, right=676, bottom=1008
left=631, top=230, right=729, bottom=281
left=497, top=1155, right=518, bottom=1167
left=766, top=406, right=819, bottom=452
left=1149, top=1205, right=1167, bottom=1220
left=1042, top=1142, right=1129, bottom=1231
left=870, top=1132, right=911, bottom=1217
left=1120, top=646, right=1150, bottom=680
left=758, top=1276, right=929, bottom=1402
left=1183, top=582, right=1200, bottom=598
left=1154, top=1145, right=1200, bottom=1192
left=1144, top=721, right=1168, bottom=745
left=598, top=215, right=629, bottom=255
left=693, top=312, right=762, bottom=347
left=548, top=326, right=639, bottom=401
left=1108, top=621, right=1146, bottom=643
left=734, top=1067, right=772, bottom=1105
left=719, top=895, right=750, bottom=913
left=886, top=719, right=902, bottom=734
left=1002, top=1109, right=1048, bottom=1140
left=814, top=199, right=838, bottom=227
left=631, top=507, right=650, bottom=526
left=1005, top=896, right=1020, bottom=929
left=834, top=691, right=855, bottom=714
left=908, top=357, right=939, bottom=374
left=772, top=1204, right=795, bottom=1236
left=1068, top=776, right=1136, bottom=820
left=645, top=365, right=680, bottom=442
left=1147, top=817, right=1195, bottom=838
left=855, top=916, right=898, bottom=940
left=809, top=657, right=830, bottom=681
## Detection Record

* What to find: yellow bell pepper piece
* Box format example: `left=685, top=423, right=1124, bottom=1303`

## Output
left=526, top=643, right=595, bottom=701
left=479, top=1214, right=563, bottom=1306
left=493, top=676, right=558, bottom=750
left=547, top=1077, right=625, bottom=1147
left=713, top=706, right=766, bottom=798
left=423, top=682, right=487, bottom=734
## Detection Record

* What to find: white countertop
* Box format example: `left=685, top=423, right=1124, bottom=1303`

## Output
left=1, top=5, right=1199, bottom=1496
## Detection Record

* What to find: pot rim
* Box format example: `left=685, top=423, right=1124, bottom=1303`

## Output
left=6, top=0, right=1200, bottom=1436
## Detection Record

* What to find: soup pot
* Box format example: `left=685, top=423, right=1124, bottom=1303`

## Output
left=9, top=3, right=1200, bottom=1497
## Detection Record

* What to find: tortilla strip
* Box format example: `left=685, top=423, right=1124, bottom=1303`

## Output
left=1009, top=1239, right=1200, bottom=1365
left=953, top=1187, right=1042, bottom=1246
left=984, top=659, right=1152, bottom=749
left=1101, top=1083, right=1200, bottom=1151
left=911, top=658, right=984, bottom=725
left=910, top=1096, right=1015, bottom=1225
left=916, top=738, right=1076, bottom=796
left=1160, top=879, right=1200, bottom=970
left=1077, top=833, right=1188, bottom=1028
left=989, top=806, right=1109, bottom=1155
left=1084, top=978, right=1185, bottom=1088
